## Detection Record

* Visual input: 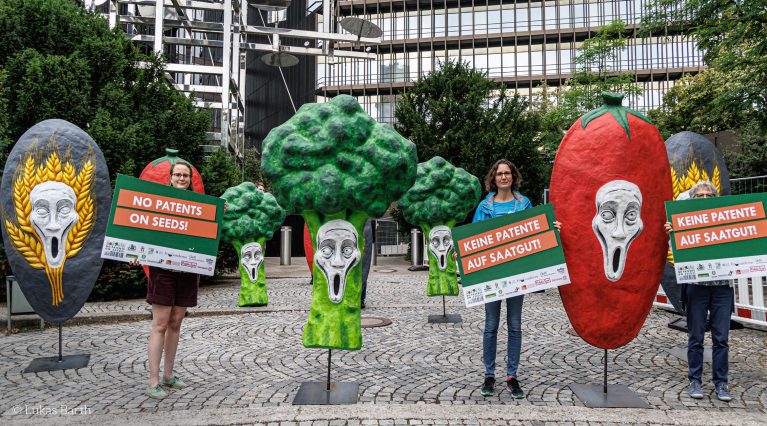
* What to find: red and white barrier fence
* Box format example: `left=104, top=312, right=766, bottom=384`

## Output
left=655, top=275, right=767, bottom=327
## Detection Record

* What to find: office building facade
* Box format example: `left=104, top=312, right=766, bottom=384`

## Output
left=316, top=0, right=704, bottom=124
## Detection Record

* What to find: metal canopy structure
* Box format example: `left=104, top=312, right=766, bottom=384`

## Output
left=101, top=0, right=381, bottom=155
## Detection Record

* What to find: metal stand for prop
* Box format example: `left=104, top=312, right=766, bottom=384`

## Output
left=428, top=296, right=462, bottom=323
left=569, top=349, right=649, bottom=408
left=292, top=349, right=359, bottom=405
left=24, top=323, right=90, bottom=373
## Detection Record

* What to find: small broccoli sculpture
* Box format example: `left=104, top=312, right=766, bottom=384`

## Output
left=220, top=182, right=286, bottom=307
left=262, top=95, right=417, bottom=350
left=399, top=156, right=481, bottom=296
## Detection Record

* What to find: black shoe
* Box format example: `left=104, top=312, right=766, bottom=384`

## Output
left=481, top=377, right=495, bottom=396
left=506, top=376, right=524, bottom=399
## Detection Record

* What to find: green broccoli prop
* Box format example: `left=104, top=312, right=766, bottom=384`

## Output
left=399, top=156, right=481, bottom=296
left=262, top=95, right=417, bottom=350
left=220, top=182, right=286, bottom=307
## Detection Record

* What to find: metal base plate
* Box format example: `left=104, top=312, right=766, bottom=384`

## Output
left=667, top=346, right=712, bottom=363
left=428, top=314, right=462, bottom=324
left=292, top=382, right=359, bottom=405
left=24, top=354, right=90, bottom=373
left=569, top=384, right=649, bottom=408
left=668, top=317, right=689, bottom=332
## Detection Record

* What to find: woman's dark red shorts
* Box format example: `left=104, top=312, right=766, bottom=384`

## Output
left=146, top=267, right=200, bottom=307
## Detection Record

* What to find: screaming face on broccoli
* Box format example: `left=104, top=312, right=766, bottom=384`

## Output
left=220, top=182, right=286, bottom=307
left=262, top=95, right=417, bottom=350
left=399, top=156, right=481, bottom=296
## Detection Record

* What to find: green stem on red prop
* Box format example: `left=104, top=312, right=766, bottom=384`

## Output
left=581, top=92, right=654, bottom=140
left=233, top=237, right=269, bottom=307
left=302, top=209, right=368, bottom=350
left=421, top=222, right=459, bottom=297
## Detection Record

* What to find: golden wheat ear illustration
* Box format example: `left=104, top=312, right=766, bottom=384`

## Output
left=667, top=149, right=723, bottom=264
left=3, top=136, right=96, bottom=307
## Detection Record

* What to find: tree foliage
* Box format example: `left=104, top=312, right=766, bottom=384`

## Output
left=642, top=0, right=767, bottom=177
left=0, top=0, right=209, bottom=182
left=394, top=60, right=545, bottom=203
left=201, top=149, right=241, bottom=197
left=536, top=20, right=641, bottom=165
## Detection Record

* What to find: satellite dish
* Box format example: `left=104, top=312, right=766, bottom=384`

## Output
left=339, top=17, right=383, bottom=39
left=261, top=52, right=300, bottom=67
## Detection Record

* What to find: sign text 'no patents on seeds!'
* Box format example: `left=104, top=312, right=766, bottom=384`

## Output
left=101, top=175, right=224, bottom=276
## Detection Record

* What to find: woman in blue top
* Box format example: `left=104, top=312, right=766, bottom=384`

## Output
left=474, top=159, right=531, bottom=399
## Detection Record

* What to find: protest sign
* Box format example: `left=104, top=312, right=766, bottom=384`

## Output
left=101, top=174, right=224, bottom=275
left=452, top=204, right=570, bottom=307
left=666, top=192, right=767, bottom=283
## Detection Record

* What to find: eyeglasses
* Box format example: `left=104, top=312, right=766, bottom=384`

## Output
left=693, top=193, right=714, bottom=198
left=496, top=172, right=512, bottom=177
left=172, top=173, right=190, bottom=179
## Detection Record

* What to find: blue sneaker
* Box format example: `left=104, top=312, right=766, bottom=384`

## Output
left=715, top=383, right=732, bottom=402
left=688, top=381, right=704, bottom=399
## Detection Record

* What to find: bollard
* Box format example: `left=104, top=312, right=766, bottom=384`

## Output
left=280, top=226, right=292, bottom=265
left=371, top=220, right=378, bottom=266
left=411, top=228, right=423, bottom=266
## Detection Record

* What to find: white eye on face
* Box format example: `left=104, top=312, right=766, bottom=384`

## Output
left=243, top=253, right=251, bottom=261
left=600, top=210, right=615, bottom=222
left=431, top=237, right=440, bottom=248
left=443, top=236, right=451, bottom=246
left=342, top=245, right=354, bottom=258
left=320, top=246, right=333, bottom=257
left=36, top=207, right=49, bottom=217
left=58, top=206, right=72, bottom=216
left=625, top=210, right=638, bottom=222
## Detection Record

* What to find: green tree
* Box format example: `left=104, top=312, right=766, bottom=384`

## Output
left=394, top=60, right=545, bottom=203
left=0, top=0, right=211, bottom=301
left=243, top=148, right=270, bottom=191
left=201, top=149, right=240, bottom=197
left=0, top=0, right=209, bottom=181
left=536, top=20, right=641, bottom=165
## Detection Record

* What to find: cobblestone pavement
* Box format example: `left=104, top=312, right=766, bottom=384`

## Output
left=1, top=265, right=766, bottom=425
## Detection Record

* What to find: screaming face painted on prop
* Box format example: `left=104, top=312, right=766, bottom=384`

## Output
left=29, top=181, right=79, bottom=268
left=428, top=225, right=453, bottom=271
left=240, top=242, right=263, bottom=282
left=315, top=220, right=360, bottom=304
left=592, top=180, right=643, bottom=281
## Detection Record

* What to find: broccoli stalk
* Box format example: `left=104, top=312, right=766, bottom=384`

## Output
left=399, top=156, right=481, bottom=296
left=262, top=95, right=417, bottom=350
left=220, top=182, right=286, bottom=307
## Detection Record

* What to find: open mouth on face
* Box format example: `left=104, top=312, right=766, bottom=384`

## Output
left=250, top=267, right=257, bottom=281
left=333, top=274, right=341, bottom=297
left=51, top=237, right=59, bottom=259
left=612, top=247, right=621, bottom=274
left=440, top=254, right=446, bottom=269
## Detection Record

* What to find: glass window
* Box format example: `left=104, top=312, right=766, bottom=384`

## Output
left=531, top=50, right=543, bottom=75
left=447, top=12, right=459, bottom=36
left=545, top=5, right=557, bottom=30
left=516, top=8, right=529, bottom=32
left=421, top=12, right=432, bottom=38
left=461, top=11, right=473, bottom=35
left=488, top=10, right=501, bottom=33
left=530, top=6, right=542, bottom=31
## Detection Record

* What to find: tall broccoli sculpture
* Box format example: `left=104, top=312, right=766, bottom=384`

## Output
left=262, top=95, right=417, bottom=350
left=399, top=157, right=481, bottom=297
left=220, top=182, right=286, bottom=307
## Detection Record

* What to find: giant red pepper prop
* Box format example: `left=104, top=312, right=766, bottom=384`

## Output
left=550, top=92, right=672, bottom=349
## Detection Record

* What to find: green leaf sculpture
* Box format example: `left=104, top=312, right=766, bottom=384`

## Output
left=262, top=95, right=417, bottom=350
left=220, top=182, right=286, bottom=307
left=399, top=156, right=481, bottom=296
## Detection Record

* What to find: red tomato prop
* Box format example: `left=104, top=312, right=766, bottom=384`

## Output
left=139, top=148, right=205, bottom=194
left=550, top=93, right=672, bottom=349
left=303, top=223, right=314, bottom=273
